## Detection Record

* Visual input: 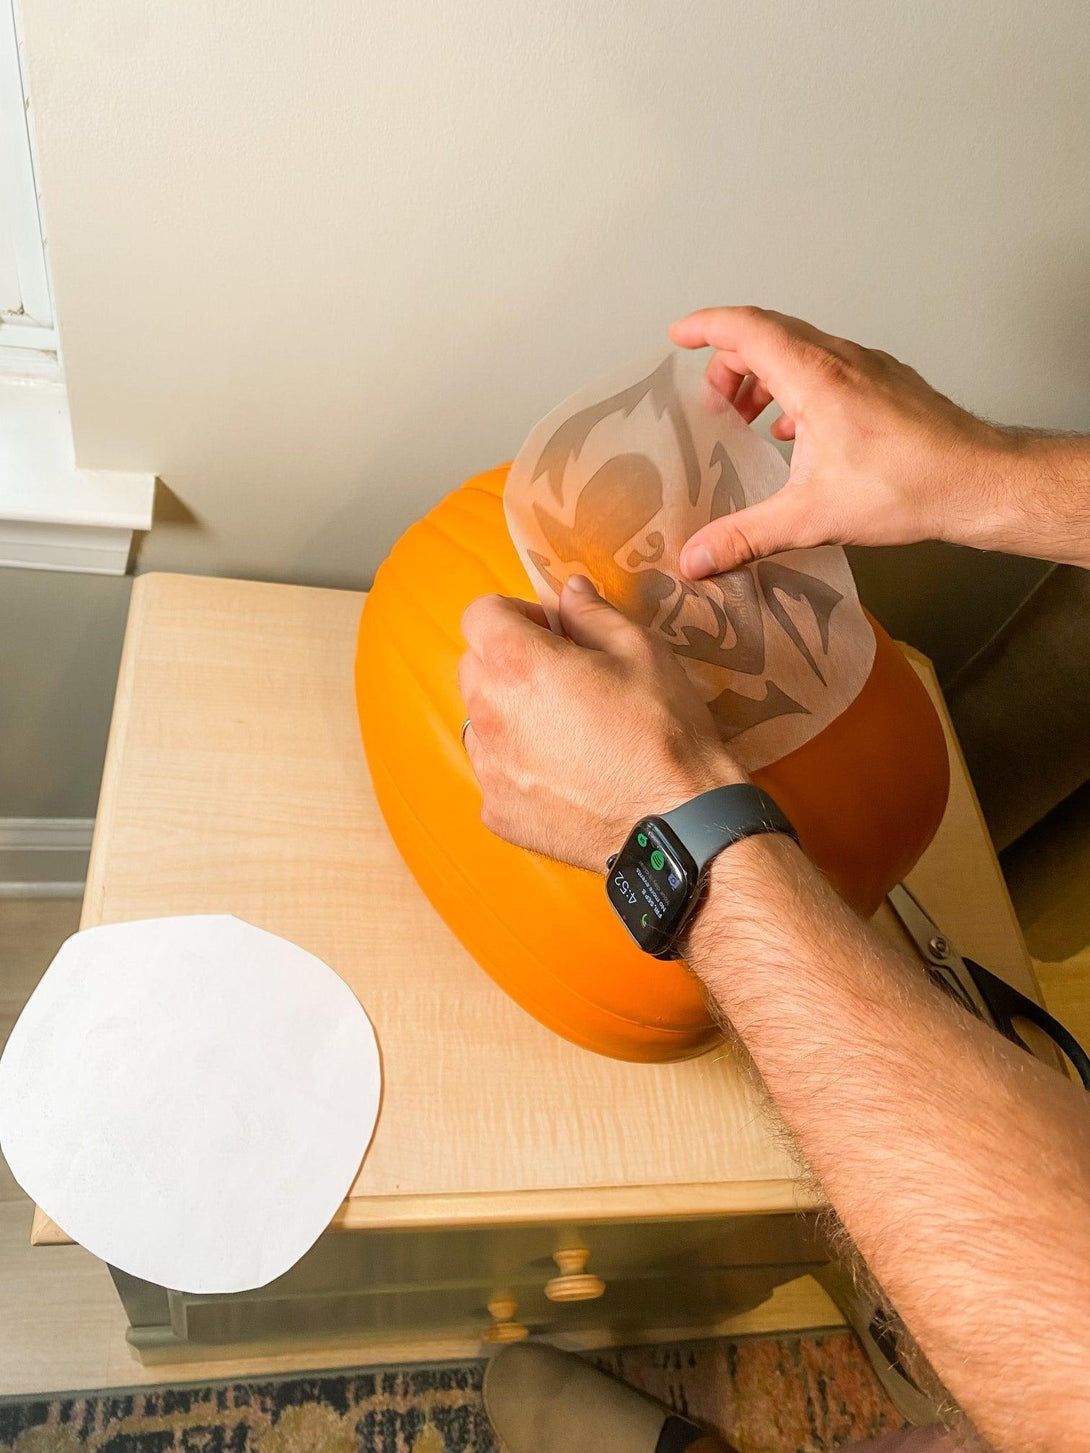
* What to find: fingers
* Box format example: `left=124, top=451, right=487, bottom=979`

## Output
left=733, top=374, right=776, bottom=424
left=704, top=353, right=746, bottom=404
left=669, top=306, right=839, bottom=421
left=509, top=598, right=551, bottom=630
left=669, top=305, right=837, bottom=359
left=457, top=646, right=484, bottom=708
left=460, top=594, right=562, bottom=764
left=557, top=575, right=644, bottom=654
left=460, top=593, right=550, bottom=655
left=462, top=718, right=483, bottom=775
left=680, top=492, right=821, bottom=578
left=669, top=307, right=800, bottom=405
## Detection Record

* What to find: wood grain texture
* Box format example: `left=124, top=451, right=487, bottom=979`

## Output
left=327, top=1181, right=823, bottom=1233
left=1035, top=951, right=1090, bottom=1049
left=36, top=573, right=1037, bottom=1241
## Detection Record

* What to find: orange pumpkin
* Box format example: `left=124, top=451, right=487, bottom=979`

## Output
left=356, top=465, right=950, bottom=1062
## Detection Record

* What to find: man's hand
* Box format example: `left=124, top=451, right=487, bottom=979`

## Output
left=459, top=575, right=740, bottom=871
left=669, top=305, right=1090, bottom=574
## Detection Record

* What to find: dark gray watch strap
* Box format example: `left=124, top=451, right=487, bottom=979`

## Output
left=660, top=783, right=798, bottom=874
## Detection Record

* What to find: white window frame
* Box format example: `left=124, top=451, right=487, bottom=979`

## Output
left=0, top=0, right=57, bottom=364
left=0, top=0, right=153, bottom=572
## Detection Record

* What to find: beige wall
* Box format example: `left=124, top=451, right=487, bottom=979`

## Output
left=6, top=1, right=1087, bottom=817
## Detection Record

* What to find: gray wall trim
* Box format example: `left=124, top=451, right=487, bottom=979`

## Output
left=0, top=817, right=92, bottom=896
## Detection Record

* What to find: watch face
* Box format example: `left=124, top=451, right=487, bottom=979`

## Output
left=606, top=819, right=696, bottom=956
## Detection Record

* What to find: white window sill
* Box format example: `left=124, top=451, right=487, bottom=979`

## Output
left=0, top=374, right=154, bottom=574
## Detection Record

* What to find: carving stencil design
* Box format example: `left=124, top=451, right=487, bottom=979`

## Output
left=504, top=351, right=876, bottom=770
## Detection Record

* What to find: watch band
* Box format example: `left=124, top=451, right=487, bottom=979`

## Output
left=660, top=783, right=798, bottom=874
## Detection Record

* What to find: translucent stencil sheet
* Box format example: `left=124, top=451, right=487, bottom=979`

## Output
left=504, top=351, right=876, bottom=770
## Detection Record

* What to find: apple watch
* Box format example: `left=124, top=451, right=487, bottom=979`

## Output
left=605, top=783, right=799, bottom=959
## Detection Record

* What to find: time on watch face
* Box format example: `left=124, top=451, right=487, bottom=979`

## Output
left=606, top=819, right=696, bottom=957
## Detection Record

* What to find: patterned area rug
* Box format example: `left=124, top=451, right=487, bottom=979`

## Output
left=0, top=1333, right=904, bottom=1453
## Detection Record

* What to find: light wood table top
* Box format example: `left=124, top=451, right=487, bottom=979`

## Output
left=34, top=571, right=1043, bottom=1244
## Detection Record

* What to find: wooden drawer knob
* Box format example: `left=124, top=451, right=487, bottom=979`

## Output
left=545, top=1247, right=606, bottom=1303
left=484, top=1296, right=529, bottom=1343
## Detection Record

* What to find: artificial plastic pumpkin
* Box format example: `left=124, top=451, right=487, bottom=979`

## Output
left=356, top=465, right=950, bottom=1062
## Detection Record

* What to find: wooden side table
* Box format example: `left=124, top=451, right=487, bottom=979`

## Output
left=32, top=572, right=1047, bottom=1365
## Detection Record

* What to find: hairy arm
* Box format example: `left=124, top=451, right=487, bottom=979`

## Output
left=687, top=834, right=1090, bottom=1452
left=459, top=305, right=1090, bottom=1450
left=461, top=465, right=1090, bottom=1451
left=985, top=430, right=1090, bottom=568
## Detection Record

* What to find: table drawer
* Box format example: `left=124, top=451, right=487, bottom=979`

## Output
left=114, top=1213, right=826, bottom=1354
left=166, top=1261, right=820, bottom=1348
left=217, top=1213, right=824, bottom=1298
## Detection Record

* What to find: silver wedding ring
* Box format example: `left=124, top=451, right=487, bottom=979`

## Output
left=460, top=717, right=472, bottom=750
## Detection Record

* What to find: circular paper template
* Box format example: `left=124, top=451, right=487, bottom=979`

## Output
left=0, top=915, right=381, bottom=1293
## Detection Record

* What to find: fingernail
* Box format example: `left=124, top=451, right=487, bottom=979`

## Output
left=566, top=574, right=596, bottom=595
left=681, top=545, right=714, bottom=579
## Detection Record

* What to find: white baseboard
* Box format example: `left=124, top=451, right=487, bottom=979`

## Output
left=0, top=818, right=92, bottom=897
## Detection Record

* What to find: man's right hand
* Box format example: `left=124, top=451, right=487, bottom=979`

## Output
left=669, top=305, right=1090, bottom=575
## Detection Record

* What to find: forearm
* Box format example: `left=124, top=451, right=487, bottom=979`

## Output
left=962, top=430, right=1090, bottom=567
left=687, top=836, right=1090, bottom=1452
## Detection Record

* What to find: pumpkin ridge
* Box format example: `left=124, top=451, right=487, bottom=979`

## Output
left=367, top=572, right=469, bottom=684
left=390, top=522, right=520, bottom=653
left=416, top=508, right=524, bottom=588
left=461, top=467, right=510, bottom=501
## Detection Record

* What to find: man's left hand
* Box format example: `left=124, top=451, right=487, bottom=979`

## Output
left=458, top=576, right=741, bottom=872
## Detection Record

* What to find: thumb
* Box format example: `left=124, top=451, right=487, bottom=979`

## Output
left=680, top=489, right=825, bottom=578
left=558, top=575, right=639, bottom=652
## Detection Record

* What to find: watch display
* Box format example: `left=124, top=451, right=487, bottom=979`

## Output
left=606, top=818, right=697, bottom=959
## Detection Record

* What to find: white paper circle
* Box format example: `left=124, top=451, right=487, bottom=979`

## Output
left=0, top=915, right=381, bottom=1293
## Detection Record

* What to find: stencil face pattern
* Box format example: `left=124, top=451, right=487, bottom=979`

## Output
left=505, top=353, right=875, bottom=770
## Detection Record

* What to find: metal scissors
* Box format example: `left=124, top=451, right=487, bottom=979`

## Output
left=887, top=883, right=1090, bottom=1089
